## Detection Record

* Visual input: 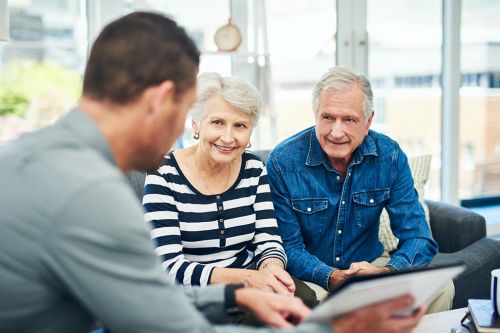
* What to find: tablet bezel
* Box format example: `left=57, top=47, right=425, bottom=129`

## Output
left=306, top=262, right=465, bottom=324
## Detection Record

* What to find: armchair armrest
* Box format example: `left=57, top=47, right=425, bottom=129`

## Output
left=426, top=200, right=486, bottom=253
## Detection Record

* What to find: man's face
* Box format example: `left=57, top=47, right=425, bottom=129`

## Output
left=145, top=85, right=197, bottom=172
left=315, top=83, right=373, bottom=171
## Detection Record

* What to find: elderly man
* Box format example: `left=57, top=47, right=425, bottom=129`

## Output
left=267, top=67, right=453, bottom=312
left=0, top=13, right=424, bottom=333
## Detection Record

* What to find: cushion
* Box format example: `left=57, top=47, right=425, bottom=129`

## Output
left=378, top=154, right=432, bottom=252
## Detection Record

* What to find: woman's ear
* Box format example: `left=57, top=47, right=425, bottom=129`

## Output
left=191, top=119, right=198, bottom=132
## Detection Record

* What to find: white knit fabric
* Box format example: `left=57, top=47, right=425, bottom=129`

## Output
left=378, top=155, right=432, bottom=252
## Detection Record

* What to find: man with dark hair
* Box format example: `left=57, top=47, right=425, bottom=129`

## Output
left=0, top=12, right=424, bottom=333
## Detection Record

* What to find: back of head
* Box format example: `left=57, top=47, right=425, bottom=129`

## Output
left=83, top=12, right=200, bottom=104
left=190, top=72, right=262, bottom=126
left=312, top=66, right=373, bottom=119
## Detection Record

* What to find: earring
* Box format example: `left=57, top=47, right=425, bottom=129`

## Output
left=193, top=133, right=199, bottom=140
left=247, top=142, right=252, bottom=148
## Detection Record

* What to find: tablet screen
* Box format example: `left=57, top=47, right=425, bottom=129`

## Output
left=306, top=262, right=465, bottom=324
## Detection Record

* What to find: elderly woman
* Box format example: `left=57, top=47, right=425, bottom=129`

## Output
left=143, top=73, right=316, bottom=305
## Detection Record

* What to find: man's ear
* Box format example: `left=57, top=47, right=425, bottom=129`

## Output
left=365, top=111, right=374, bottom=134
left=150, top=80, right=176, bottom=117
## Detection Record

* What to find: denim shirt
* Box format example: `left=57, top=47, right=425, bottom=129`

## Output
left=266, top=127, right=438, bottom=290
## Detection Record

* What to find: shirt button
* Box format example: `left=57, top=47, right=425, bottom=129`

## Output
left=307, top=207, right=311, bottom=212
left=338, top=230, right=342, bottom=234
left=218, top=206, right=223, bottom=210
left=341, top=200, right=345, bottom=205
left=336, top=176, right=341, bottom=181
left=336, top=257, right=340, bottom=262
left=220, top=230, right=225, bottom=235
left=219, top=218, right=223, bottom=222
left=348, top=172, right=351, bottom=176
left=369, top=199, right=374, bottom=204
left=216, top=195, right=220, bottom=199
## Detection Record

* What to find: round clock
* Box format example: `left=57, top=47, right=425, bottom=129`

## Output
left=214, top=18, right=242, bottom=52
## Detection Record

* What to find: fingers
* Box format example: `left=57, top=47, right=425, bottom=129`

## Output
left=257, top=270, right=294, bottom=295
left=273, top=269, right=296, bottom=293
left=349, top=261, right=387, bottom=276
left=270, top=279, right=294, bottom=295
left=333, top=295, right=422, bottom=333
left=242, top=289, right=310, bottom=328
left=270, top=303, right=309, bottom=328
left=377, top=294, right=415, bottom=313
left=387, top=305, right=426, bottom=333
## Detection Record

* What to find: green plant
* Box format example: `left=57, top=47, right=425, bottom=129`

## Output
left=0, top=90, right=30, bottom=116
left=0, top=61, right=82, bottom=118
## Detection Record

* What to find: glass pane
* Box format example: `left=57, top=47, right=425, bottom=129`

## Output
left=367, top=0, right=442, bottom=199
left=460, top=0, right=500, bottom=199
left=0, top=0, right=86, bottom=143
left=264, top=0, right=336, bottom=146
left=130, top=0, right=233, bottom=147
left=133, top=0, right=232, bottom=74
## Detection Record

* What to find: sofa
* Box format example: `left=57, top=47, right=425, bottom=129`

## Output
left=126, top=159, right=500, bottom=309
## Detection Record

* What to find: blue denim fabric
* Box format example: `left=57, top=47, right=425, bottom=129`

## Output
left=267, top=127, right=438, bottom=290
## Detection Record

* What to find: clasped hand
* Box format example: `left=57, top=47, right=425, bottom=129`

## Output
left=243, top=264, right=296, bottom=296
left=329, top=261, right=390, bottom=291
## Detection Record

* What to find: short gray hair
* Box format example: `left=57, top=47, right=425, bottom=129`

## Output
left=190, top=72, right=262, bottom=126
left=312, top=67, right=374, bottom=121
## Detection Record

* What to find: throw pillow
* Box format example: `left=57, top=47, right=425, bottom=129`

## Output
left=378, top=154, right=432, bottom=253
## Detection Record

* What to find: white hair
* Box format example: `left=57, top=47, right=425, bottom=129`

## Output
left=190, top=72, right=262, bottom=126
left=312, top=67, right=374, bottom=121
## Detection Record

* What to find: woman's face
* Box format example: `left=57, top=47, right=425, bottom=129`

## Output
left=195, top=94, right=253, bottom=164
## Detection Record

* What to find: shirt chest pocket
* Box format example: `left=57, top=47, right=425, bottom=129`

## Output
left=291, top=198, right=329, bottom=238
left=352, top=189, right=390, bottom=229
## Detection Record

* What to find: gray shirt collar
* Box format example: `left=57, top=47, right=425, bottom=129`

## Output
left=59, top=107, right=116, bottom=166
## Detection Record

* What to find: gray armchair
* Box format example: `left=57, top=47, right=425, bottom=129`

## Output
left=251, top=149, right=500, bottom=308
left=126, top=157, right=500, bottom=310
left=427, top=200, right=500, bottom=308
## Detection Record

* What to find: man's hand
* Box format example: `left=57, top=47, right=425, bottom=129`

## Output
left=349, top=261, right=390, bottom=276
left=328, top=267, right=359, bottom=291
left=235, top=288, right=310, bottom=328
left=329, top=262, right=390, bottom=291
left=332, top=295, right=426, bottom=333
left=242, top=267, right=295, bottom=296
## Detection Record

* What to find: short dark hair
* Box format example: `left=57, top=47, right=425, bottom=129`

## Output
left=83, top=12, right=200, bottom=104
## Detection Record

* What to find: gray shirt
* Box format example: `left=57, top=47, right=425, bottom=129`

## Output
left=0, top=109, right=332, bottom=333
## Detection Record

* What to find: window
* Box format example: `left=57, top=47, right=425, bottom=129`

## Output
left=460, top=0, right=500, bottom=198
left=264, top=0, right=336, bottom=146
left=367, top=0, right=442, bottom=199
left=0, top=0, right=86, bottom=142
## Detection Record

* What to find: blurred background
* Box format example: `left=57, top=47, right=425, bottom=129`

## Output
left=0, top=0, right=499, bottom=230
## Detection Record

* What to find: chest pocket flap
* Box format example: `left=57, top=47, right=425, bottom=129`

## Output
left=352, top=189, right=390, bottom=206
left=291, top=198, right=328, bottom=214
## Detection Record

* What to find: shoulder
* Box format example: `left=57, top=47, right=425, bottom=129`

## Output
left=155, top=152, right=180, bottom=177
left=367, top=130, right=403, bottom=157
left=242, top=151, right=266, bottom=177
left=269, top=126, right=313, bottom=161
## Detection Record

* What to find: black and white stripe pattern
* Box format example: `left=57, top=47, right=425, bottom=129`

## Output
left=143, top=151, right=286, bottom=287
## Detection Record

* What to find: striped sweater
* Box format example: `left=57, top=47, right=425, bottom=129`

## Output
left=143, top=151, right=287, bottom=287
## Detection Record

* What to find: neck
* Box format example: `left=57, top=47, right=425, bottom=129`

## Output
left=330, top=159, right=350, bottom=179
left=192, top=145, right=231, bottom=175
left=191, top=144, right=235, bottom=195
left=78, top=97, right=140, bottom=172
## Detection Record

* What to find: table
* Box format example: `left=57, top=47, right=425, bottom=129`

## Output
left=414, top=308, right=467, bottom=333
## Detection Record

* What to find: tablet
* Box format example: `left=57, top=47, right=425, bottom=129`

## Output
left=306, top=263, right=465, bottom=324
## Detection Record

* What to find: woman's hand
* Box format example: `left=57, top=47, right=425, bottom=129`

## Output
left=242, top=261, right=295, bottom=295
